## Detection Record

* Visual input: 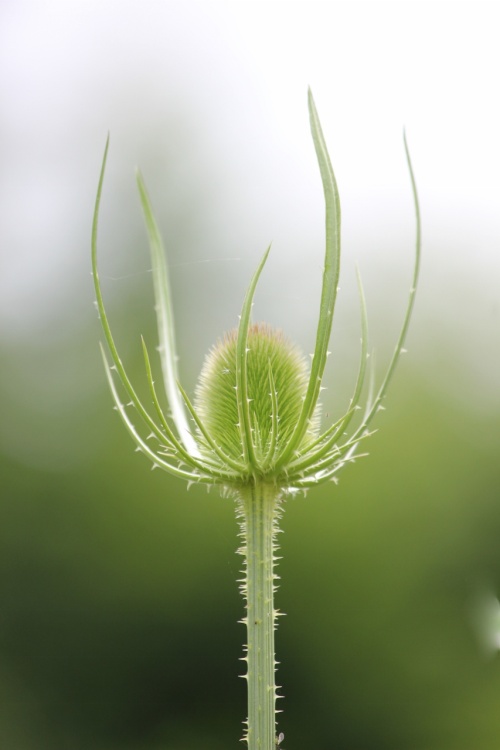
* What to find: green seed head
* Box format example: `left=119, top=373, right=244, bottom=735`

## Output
left=195, top=323, right=320, bottom=470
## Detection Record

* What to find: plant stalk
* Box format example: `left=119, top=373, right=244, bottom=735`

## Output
left=237, top=483, right=283, bottom=750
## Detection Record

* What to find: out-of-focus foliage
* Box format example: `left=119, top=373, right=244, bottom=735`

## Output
left=1, top=300, right=500, bottom=749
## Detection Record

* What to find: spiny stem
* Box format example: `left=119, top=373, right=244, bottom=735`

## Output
left=237, top=483, right=283, bottom=750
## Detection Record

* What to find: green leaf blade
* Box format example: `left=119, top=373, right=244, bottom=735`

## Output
left=136, top=171, right=198, bottom=456
left=236, top=244, right=272, bottom=471
left=277, top=89, right=341, bottom=468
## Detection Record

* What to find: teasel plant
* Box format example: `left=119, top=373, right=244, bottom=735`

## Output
left=91, top=89, right=420, bottom=750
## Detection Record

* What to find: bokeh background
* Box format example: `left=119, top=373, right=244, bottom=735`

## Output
left=1, top=2, right=499, bottom=748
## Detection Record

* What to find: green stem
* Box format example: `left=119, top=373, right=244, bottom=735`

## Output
left=237, top=483, right=283, bottom=750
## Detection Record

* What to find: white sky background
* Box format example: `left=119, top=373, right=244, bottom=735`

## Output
left=0, top=0, right=499, bottom=417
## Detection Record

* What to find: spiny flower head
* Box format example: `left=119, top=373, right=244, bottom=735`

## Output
left=194, top=323, right=321, bottom=480
left=91, top=90, right=420, bottom=494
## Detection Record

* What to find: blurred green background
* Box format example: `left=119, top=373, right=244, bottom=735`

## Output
left=1, top=2, right=500, bottom=748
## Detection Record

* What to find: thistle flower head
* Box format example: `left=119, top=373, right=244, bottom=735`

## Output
left=91, top=90, right=420, bottom=494
left=195, top=322, right=321, bottom=472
